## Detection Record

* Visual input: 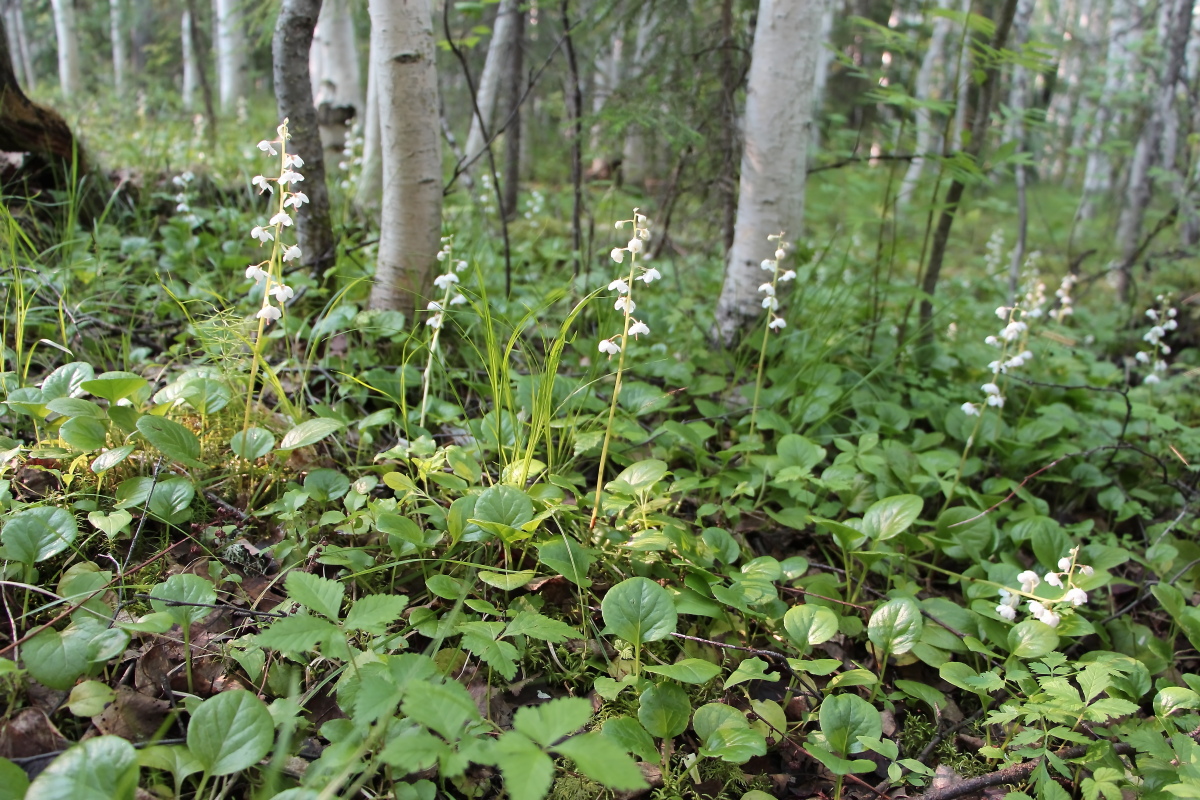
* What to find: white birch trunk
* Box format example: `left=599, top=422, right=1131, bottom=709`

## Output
left=367, top=0, right=443, bottom=315
left=182, top=10, right=197, bottom=110
left=49, top=0, right=81, bottom=98
left=950, top=0, right=971, bottom=151
left=587, top=36, right=623, bottom=176
left=310, top=0, right=362, bottom=112
left=898, top=0, right=951, bottom=207
left=1078, top=0, right=1132, bottom=220
left=715, top=0, right=821, bottom=340
left=214, top=0, right=247, bottom=111
left=3, top=2, right=25, bottom=86
left=109, top=0, right=126, bottom=94
left=355, top=21, right=383, bottom=212
left=13, top=0, right=33, bottom=90
left=464, top=0, right=519, bottom=172
left=621, top=5, right=658, bottom=186
left=808, top=0, right=834, bottom=152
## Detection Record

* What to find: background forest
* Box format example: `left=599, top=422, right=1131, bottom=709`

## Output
left=0, top=1, right=1199, bottom=800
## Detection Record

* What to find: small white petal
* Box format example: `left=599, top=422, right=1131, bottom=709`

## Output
left=639, top=267, right=661, bottom=283
left=271, top=284, right=294, bottom=302
left=608, top=278, right=629, bottom=294
left=610, top=248, right=625, bottom=263
left=628, top=320, right=650, bottom=337
left=245, top=265, right=268, bottom=283
left=598, top=339, right=621, bottom=355
left=270, top=212, right=293, bottom=227
left=434, top=273, right=460, bottom=290
left=257, top=140, right=278, bottom=155
left=961, top=402, right=980, bottom=416
left=1058, top=557, right=1072, bottom=571
left=251, top=226, right=274, bottom=243
left=282, top=244, right=302, bottom=262
left=627, top=237, right=643, bottom=253
left=1045, top=573, right=1063, bottom=588
left=257, top=304, right=282, bottom=323
left=768, top=316, right=787, bottom=330
left=758, top=282, right=776, bottom=296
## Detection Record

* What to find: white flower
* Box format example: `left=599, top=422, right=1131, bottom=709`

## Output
left=1058, top=556, right=1072, bottom=571
left=257, top=140, right=278, bottom=155
left=1146, top=309, right=1158, bottom=320
left=760, top=259, right=775, bottom=271
left=1018, top=570, right=1040, bottom=592
left=284, top=153, right=304, bottom=168
left=599, top=338, right=621, bottom=355
left=270, top=212, right=293, bottom=227
left=611, top=248, right=625, bottom=263
left=762, top=296, right=779, bottom=311
left=627, top=237, right=643, bottom=253
left=981, top=383, right=1000, bottom=396
left=449, top=293, right=467, bottom=306
left=779, top=269, right=796, bottom=282
left=176, top=201, right=190, bottom=213
left=996, top=604, right=1017, bottom=621
left=639, top=267, right=661, bottom=283
left=962, top=402, right=980, bottom=416
left=252, top=175, right=273, bottom=194
left=245, top=265, right=268, bottom=283
left=284, top=191, right=309, bottom=208
left=984, top=335, right=999, bottom=346
left=437, top=250, right=448, bottom=262
left=1144, top=374, right=1161, bottom=385
left=768, top=317, right=787, bottom=330
left=608, top=278, right=629, bottom=294
left=759, top=283, right=776, bottom=296
left=1144, top=326, right=1165, bottom=343
left=1028, top=600, right=1045, bottom=616
left=282, top=244, right=302, bottom=262
left=774, top=248, right=786, bottom=260
left=628, top=320, right=650, bottom=337
left=251, top=226, right=274, bottom=244
left=1078, top=565, right=1094, bottom=577
left=271, top=284, right=294, bottom=303
left=427, top=300, right=444, bottom=312
left=434, top=272, right=460, bottom=290
left=986, top=394, right=1005, bottom=408
left=257, top=305, right=282, bottom=323
left=1045, top=572, right=1063, bottom=588
left=615, top=296, right=636, bottom=313
left=279, top=170, right=304, bottom=186
left=1001, top=320, right=1027, bottom=341
left=456, top=260, right=468, bottom=272
left=1064, top=587, right=1087, bottom=606
left=1039, top=609, right=1061, bottom=627
left=988, top=360, right=1003, bottom=373
left=426, top=312, right=444, bottom=329
left=996, top=306, right=1010, bottom=319
left=635, top=213, right=648, bottom=226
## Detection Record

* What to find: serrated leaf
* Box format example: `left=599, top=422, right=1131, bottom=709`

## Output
left=492, top=734, right=554, bottom=800
left=255, top=615, right=341, bottom=653
left=553, top=733, right=649, bottom=790
left=513, top=697, right=592, bottom=746
left=285, top=571, right=345, bottom=620
left=186, top=690, right=274, bottom=776
left=601, top=717, right=658, bottom=762
left=401, top=679, right=481, bottom=741
left=277, top=418, right=344, bottom=450
left=504, top=611, right=578, bottom=643
left=643, top=658, right=722, bottom=684
left=343, top=594, right=408, bottom=634
left=458, top=621, right=519, bottom=679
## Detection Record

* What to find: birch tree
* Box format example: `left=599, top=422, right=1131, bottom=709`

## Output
left=2, top=0, right=26, bottom=87
left=367, top=0, right=443, bottom=315
left=49, top=0, right=80, bottom=98
left=714, top=0, right=822, bottom=340
left=355, top=24, right=382, bottom=212
left=182, top=10, right=197, bottom=110
left=1077, top=0, right=1132, bottom=221
left=310, top=0, right=361, bottom=113
left=621, top=5, right=659, bottom=187
left=215, top=0, right=247, bottom=111
left=274, top=0, right=336, bottom=278
left=898, top=0, right=952, bottom=208
left=464, top=0, right=519, bottom=173
left=110, top=0, right=126, bottom=94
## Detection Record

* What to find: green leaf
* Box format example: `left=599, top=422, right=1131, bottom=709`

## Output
left=513, top=697, right=592, bottom=746
left=23, top=626, right=91, bottom=690
left=699, top=723, right=767, bottom=764
left=231, top=427, right=275, bottom=460
left=41, top=362, right=95, bottom=401
left=135, top=416, right=204, bottom=467
left=1007, top=620, right=1059, bottom=659
left=81, top=372, right=149, bottom=403
left=806, top=742, right=875, bottom=776
left=88, top=509, right=132, bottom=539
left=285, top=571, right=344, bottom=620
left=255, top=615, right=341, bottom=654
left=0, top=757, right=30, bottom=800
left=862, top=495, right=923, bottom=540
left=146, top=477, right=194, bottom=525
left=606, top=458, right=668, bottom=495
left=1, top=505, right=79, bottom=564
left=725, top=657, right=778, bottom=689
left=1154, top=687, right=1200, bottom=717
left=473, top=484, right=535, bottom=527
left=868, top=597, right=923, bottom=656
left=91, top=444, right=136, bottom=474
left=693, top=703, right=748, bottom=741
left=601, top=717, right=659, bottom=762
left=67, top=680, right=116, bottom=716
left=504, top=611, right=578, bottom=643
left=601, top=577, right=677, bottom=645
left=553, top=733, right=649, bottom=790
left=26, top=735, right=137, bottom=800
left=277, top=418, right=344, bottom=450
left=136, top=745, right=201, bottom=784
left=638, top=682, right=691, bottom=739
left=186, top=690, right=274, bottom=776
left=149, top=574, right=217, bottom=628
left=537, top=537, right=594, bottom=587
left=895, top=679, right=946, bottom=713
left=401, top=679, right=482, bottom=741
left=479, top=569, right=537, bottom=590
left=458, top=621, right=519, bottom=679
left=820, top=693, right=882, bottom=757
left=344, top=594, right=409, bottom=634
left=60, top=416, right=108, bottom=451
left=783, top=604, right=840, bottom=650
left=492, top=734, right=555, bottom=800
left=643, top=658, right=722, bottom=684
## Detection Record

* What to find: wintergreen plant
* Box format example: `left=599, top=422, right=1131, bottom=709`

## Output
left=1050, top=272, right=1077, bottom=323
left=171, top=170, right=200, bottom=227
left=994, top=546, right=1095, bottom=627
left=1136, top=294, right=1178, bottom=385
left=590, top=209, right=657, bottom=531
left=419, top=236, right=468, bottom=428
left=749, top=232, right=796, bottom=436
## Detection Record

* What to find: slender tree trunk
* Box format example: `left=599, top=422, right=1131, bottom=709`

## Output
left=621, top=5, right=657, bottom=187
left=714, top=0, right=822, bottom=341
left=561, top=0, right=584, bottom=275
left=109, top=0, right=126, bottom=94
left=809, top=0, right=834, bottom=153
left=716, top=0, right=738, bottom=252
left=500, top=2, right=524, bottom=219
left=917, top=0, right=1020, bottom=340
left=355, top=21, right=383, bottom=213
left=49, top=0, right=81, bottom=99
left=2, top=1, right=24, bottom=87
left=899, top=0, right=951, bottom=208
left=950, top=0, right=971, bottom=151
left=182, top=10, right=197, bottom=110
left=366, top=0, right=443, bottom=316
left=1078, top=0, right=1130, bottom=221
left=13, top=0, right=32, bottom=90
left=587, top=35, right=622, bottom=177
left=310, top=0, right=361, bottom=111
left=464, top=0, right=518, bottom=173
left=274, top=0, right=337, bottom=281
left=1114, top=0, right=1192, bottom=299
left=185, top=0, right=218, bottom=145
left=214, top=0, right=247, bottom=111
left=1006, top=0, right=1035, bottom=301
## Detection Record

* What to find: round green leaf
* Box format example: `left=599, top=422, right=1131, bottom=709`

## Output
left=643, top=658, right=722, bottom=684
left=537, top=537, right=594, bottom=588
left=638, top=682, right=691, bottom=739
left=693, top=703, right=747, bottom=741
left=150, top=574, right=217, bottom=628
left=303, top=468, right=350, bottom=502
left=22, top=626, right=91, bottom=690
left=231, top=427, right=275, bottom=460
left=147, top=478, right=195, bottom=525
left=784, top=604, right=840, bottom=650
left=277, top=418, right=344, bottom=451
left=46, top=397, right=104, bottom=418
left=81, top=372, right=149, bottom=403
left=867, top=597, right=923, bottom=656
left=60, top=416, right=108, bottom=451
left=26, top=735, right=138, bottom=800
left=186, top=690, right=274, bottom=776
left=136, top=416, right=203, bottom=466
left=1007, top=620, right=1060, bottom=659
left=601, top=577, right=678, bottom=645
left=1, top=505, right=79, bottom=565
left=180, top=379, right=231, bottom=414
left=41, top=362, right=95, bottom=401
left=91, top=444, right=135, bottom=474
left=68, top=680, right=116, bottom=717
left=88, top=509, right=133, bottom=539
left=474, top=484, right=535, bottom=527
left=862, top=495, right=923, bottom=541
left=606, top=459, right=668, bottom=495
left=819, top=693, right=882, bottom=757
left=601, top=717, right=658, bottom=762
left=479, top=569, right=537, bottom=590
left=0, top=756, right=30, bottom=800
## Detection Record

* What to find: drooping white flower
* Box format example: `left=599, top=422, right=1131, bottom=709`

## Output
left=284, top=153, right=304, bottom=169
left=759, top=283, right=776, bottom=296
left=768, top=317, right=787, bottom=331
left=257, top=305, right=282, bottom=323
left=615, top=296, right=636, bottom=313
left=996, top=306, right=1010, bottom=320
left=608, top=278, right=629, bottom=294
left=1078, top=565, right=1094, bottom=577
left=1018, top=570, right=1040, bottom=593
left=611, top=248, right=625, bottom=263
left=456, top=260, right=469, bottom=272
left=1028, top=600, right=1045, bottom=616
left=760, top=259, right=775, bottom=271
left=252, top=175, right=273, bottom=194
left=449, top=293, right=467, bottom=306
left=1064, top=588, right=1087, bottom=606
left=962, top=402, right=980, bottom=416
left=981, top=383, right=1001, bottom=396
left=251, top=226, right=274, bottom=244
left=986, top=394, right=1005, bottom=408
left=1045, top=572, right=1063, bottom=588
left=762, top=296, right=779, bottom=311
left=282, top=244, right=302, bottom=262
left=270, top=212, right=293, bottom=227
left=1039, top=609, right=1061, bottom=627
left=599, top=338, right=621, bottom=355
left=1144, top=374, right=1161, bottom=385
left=427, top=300, right=444, bottom=312
left=434, top=272, right=460, bottom=290
left=628, top=320, right=650, bottom=337
left=996, top=603, right=1017, bottom=621
left=271, top=284, right=294, bottom=303
left=1058, top=556, right=1072, bottom=571
left=245, top=265, right=268, bottom=283
left=278, top=170, right=304, bottom=186
left=774, top=248, right=786, bottom=260
left=639, top=267, right=661, bottom=283
left=284, top=191, right=309, bottom=208
left=257, top=140, right=278, bottom=155
left=779, top=269, right=796, bottom=282
left=176, top=201, right=191, bottom=213
left=627, top=237, right=643, bottom=254
left=426, top=312, right=444, bottom=329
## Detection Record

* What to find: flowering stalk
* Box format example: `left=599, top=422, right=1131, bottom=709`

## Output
left=995, top=547, right=1094, bottom=628
left=590, top=209, right=657, bottom=532
left=240, top=119, right=308, bottom=438
left=1136, top=294, right=1178, bottom=386
left=748, top=232, right=795, bottom=438
left=419, top=237, right=468, bottom=428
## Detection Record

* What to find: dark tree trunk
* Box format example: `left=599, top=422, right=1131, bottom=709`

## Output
left=273, top=0, right=337, bottom=281
left=500, top=3, right=524, bottom=221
